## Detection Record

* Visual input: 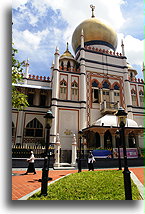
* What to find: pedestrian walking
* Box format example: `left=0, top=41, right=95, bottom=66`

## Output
left=88, top=151, right=95, bottom=171
left=24, top=151, right=36, bottom=175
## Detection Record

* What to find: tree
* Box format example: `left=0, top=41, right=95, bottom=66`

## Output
left=12, top=44, right=29, bottom=110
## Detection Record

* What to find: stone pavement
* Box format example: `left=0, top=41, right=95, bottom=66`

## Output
left=12, top=167, right=144, bottom=200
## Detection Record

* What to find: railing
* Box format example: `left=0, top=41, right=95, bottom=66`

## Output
left=12, top=144, right=54, bottom=158
left=100, top=101, right=119, bottom=113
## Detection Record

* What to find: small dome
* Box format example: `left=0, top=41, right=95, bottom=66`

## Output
left=60, top=43, right=75, bottom=60
left=72, top=17, right=118, bottom=53
left=92, top=114, right=138, bottom=127
left=127, top=62, right=138, bottom=75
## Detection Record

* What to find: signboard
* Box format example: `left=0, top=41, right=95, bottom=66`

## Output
left=113, top=148, right=138, bottom=159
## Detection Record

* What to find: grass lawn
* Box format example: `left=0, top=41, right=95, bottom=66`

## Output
left=28, top=170, right=141, bottom=200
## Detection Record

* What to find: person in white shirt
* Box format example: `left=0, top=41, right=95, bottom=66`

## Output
left=88, top=151, right=95, bottom=171
left=24, top=151, right=36, bottom=175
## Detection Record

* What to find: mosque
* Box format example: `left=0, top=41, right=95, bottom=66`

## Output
left=12, top=6, right=144, bottom=163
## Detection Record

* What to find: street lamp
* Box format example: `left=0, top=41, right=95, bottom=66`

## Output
left=116, top=107, right=132, bottom=200
left=78, top=130, right=83, bottom=173
left=41, top=110, right=54, bottom=196
left=115, top=130, right=122, bottom=170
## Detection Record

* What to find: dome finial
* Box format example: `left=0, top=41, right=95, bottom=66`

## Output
left=66, top=42, right=69, bottom=51
left=90, top=4, right=95, bottom=18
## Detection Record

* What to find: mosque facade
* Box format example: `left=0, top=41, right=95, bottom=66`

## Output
left=12, top=6, right=144, bottom=163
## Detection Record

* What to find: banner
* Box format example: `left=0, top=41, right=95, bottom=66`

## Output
left=113, top=148, right=138, bottom=159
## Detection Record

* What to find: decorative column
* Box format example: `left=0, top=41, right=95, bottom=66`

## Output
left=110, top=89, right=114, bottom=103
left=100, top=89, right=103, bottom=103
left=71, top=134, right=77, bottom=166
left=54, top=133, right=61, bottom=167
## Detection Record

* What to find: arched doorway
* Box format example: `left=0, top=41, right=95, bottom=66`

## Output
left=128, top=132, right=136, bottom=148
left=86, top=131, right=100, bottom=149
left=104, top=130, right=112, bottom=149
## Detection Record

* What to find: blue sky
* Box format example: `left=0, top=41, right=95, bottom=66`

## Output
left=12, top=0, right=144, bottom=78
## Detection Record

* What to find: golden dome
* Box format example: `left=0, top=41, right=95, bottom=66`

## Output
left=60, top=43, right=75, bottom=60
left=72, top=17, right=118, bottom=53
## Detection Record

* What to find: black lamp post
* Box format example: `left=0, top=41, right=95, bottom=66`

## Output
left=41, top=110, right=54, bottom=196
left=78, top=130, right=83, bottom=173
left=115, top=130, right=122, bottom=170
left=116, top=107, right=132, bottom=200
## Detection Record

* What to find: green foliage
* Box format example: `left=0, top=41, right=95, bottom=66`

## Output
left=12, top=44, right=29, bottom=110
left=28, top=170, right=141, bottom=200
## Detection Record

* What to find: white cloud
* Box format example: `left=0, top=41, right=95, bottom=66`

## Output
left=12, top=0, right=28, bottom=9
left=12, top=0, right=143, bottom=77
left=13, top=28, right=49, bottom=51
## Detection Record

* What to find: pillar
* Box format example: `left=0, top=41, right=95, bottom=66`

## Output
left=16, top=111, right=25, bottom=145
left=71, top=134, right=77, bottom=166
left=100, top=134, right=104, bottom=148
left=54, top=133, right=61, bottom=167
left=112, top=135, right=116, bottom=148
left=83, top=138, right=87, bottom=156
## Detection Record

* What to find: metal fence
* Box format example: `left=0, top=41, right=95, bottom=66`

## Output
left=12, top=145, right=54, bottom=158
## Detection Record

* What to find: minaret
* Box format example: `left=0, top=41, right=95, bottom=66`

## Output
left=121, top=39, right=125, bottom=56
left=121, top=40, right=133, bottom=119
left=79, top=28, right=87, bottom=130
left=24, top=58, right=29, bottom=84
left=51, top=47, right=60, bottom=144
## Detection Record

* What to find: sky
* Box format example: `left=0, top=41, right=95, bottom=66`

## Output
left=12, top=0, right=144, bottom=78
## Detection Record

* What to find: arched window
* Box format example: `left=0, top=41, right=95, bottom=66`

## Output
left=131, top=89, right=137, bottom=106
left=61, top=61, right=64, bottom=70
left=71, top=81, right=78, bottom=101
left=102, top=81, right=110, bottom=89
left=60, top=79, right=67, bottom=100
left=114, top=84, right=120, bottom=90
left=139, top=90, right=144, bottom=107
left=67, top=61, right=71, bottom=71
left=25, top=118, right=43, bottom=137
left=104, top=130, right=112, bottom=149
left=12, top=122, right=15, bottom=137
left=92, top=80, right=100, bottom=103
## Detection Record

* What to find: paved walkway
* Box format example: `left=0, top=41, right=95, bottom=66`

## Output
left=12, top=167, right=144, bottom=200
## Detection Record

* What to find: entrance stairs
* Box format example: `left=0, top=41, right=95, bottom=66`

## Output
left=53, top=163, right=76, bottom=170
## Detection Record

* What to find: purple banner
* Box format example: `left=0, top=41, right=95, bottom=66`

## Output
left=113, top=148, right=138, bottom=159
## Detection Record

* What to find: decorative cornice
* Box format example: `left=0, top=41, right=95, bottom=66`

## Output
left=51, top=104, right=86, bottom=109
left=80, top=58, right=128, bottom=69
left=51, top=98, right=86, bottom=104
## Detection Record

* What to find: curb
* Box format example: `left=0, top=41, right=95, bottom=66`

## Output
left=130, top=170, right=144, bottom=200
left=18, top=173, right=72, bottom=200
